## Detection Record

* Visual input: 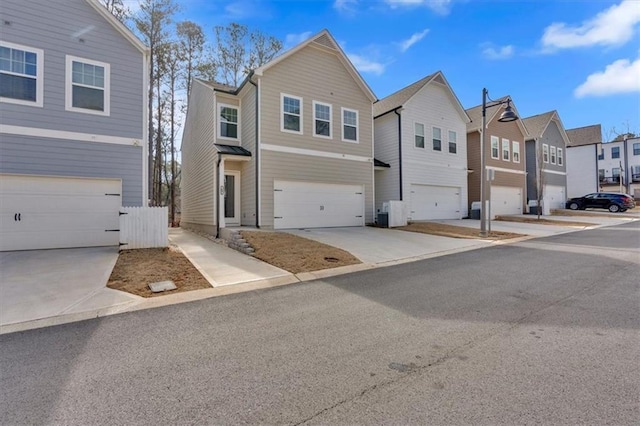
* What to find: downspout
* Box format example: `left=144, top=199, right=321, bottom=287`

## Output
left=394, top=107, right=403, bottom=200
left=216, top=155, right=222, bottom=238
left=595, top=144, right=600, bottom=192
left=248, top=76, right=259, bottom=228
left=623, top=137, right=629, bottom=194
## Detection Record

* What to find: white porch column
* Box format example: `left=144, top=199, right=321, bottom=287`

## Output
left=218, top=157, right=226, bottom=229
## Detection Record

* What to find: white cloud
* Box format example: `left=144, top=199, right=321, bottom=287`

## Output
left=575, top=57, right=640, bottom=97
left=399, top=29, right=429, bottom=52
left=284, top=31, right=312, bottom=49
left=385, top=0, right=453, bottom=14
left=334, top=0, right=359, bottom=14
left=347, top=53, right=386, bottom=75
left=482, top=44, right=514, bottom=60
left=542, top=0, right=640, bottom=50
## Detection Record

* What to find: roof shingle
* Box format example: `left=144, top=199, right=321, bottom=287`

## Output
left=566, top=124, right=602, bottom=147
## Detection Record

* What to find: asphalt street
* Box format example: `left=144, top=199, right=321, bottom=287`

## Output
left=1, top=222, right=639, bottom=425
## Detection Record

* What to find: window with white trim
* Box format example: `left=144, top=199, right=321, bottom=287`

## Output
left=598, top=169, right=605, bottom=181
left=557, top=147, right=563, bottom=166
left=611, top=146, right=620, bottom=159
left=633, top=143, right=640, bottom=156
left=550, top=146, right=556, bottom=164
left=448, top=130, right=457, bottom=154
left=0, top=42, right=43, bottom=107
left=543, top=144, right=549, bottom=163
left=502, top=138, right=510, bottom=161
left=612, top=167, right=620, bottom=178
left=432, top=127, right=442, bottom=151
left=313, top=101, right=332, bottom=138
left=66, top=55, right=110, bottom=115
left=512, top=141, right=520, bottom=163
left=281, top=94, right=302, bottom=133
left=219, top=104, right=238, bottom=139
left=491, top=136, right=499, bottom=159
left=342, top=108, right=358, bottom=142
left=414, top=122, right=425, bottom=148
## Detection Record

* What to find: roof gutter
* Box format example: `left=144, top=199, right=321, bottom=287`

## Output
left=248, top=75, right=260, bottom=228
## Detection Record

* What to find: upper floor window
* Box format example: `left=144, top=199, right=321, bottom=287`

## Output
left=313, top=101, right=331, bottom=138
left=414, top=122, right=425, bottom=148
left=543, top=144, right=549, bottom=163
left=0, top=42, right=44, bottom=107
left=491, top=136, right=499, bottom=159
left=502, top=138, right=510, bottom=161
left=448, top=130, right=457, bottom=154
left=557, top=147, right=563, bottom=166
left=281, top=94, right=302, bottom=133
left=342, top=108, right=358, bottom=142
left=432, top=127, right=442, bottom=151
left=598, top=149, right=604, bottom=160
left=219, top=104, right=238, bottom=139
left=633, top=143, right=640, bottom=156
left=512, top=141, right=520, bottom=163
left=550, top=146, right=557, bottom=164
left=66, top=56, right=110, bottom=115
left=611, top=146, right=620, bottom=159
left=612, top=167, right=620, bottom=178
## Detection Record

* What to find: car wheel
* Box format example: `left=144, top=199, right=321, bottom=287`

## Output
left=568, top=202, right=579, bottom=210
left=608, top=204, right=620, bottom=213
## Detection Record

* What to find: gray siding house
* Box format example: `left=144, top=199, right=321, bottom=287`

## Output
left=181, top=30, right=376, bottom=236
left=0, top=0, right=149, bottom=251
left=522, top=111, right=570, bottom=214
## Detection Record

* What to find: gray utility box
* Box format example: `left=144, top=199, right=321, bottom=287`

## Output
left=470, top=201, right=481, bottom=219
left=377, top=212, right=389, bottom=228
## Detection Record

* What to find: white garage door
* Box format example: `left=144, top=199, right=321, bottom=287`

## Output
left=491, top=186, right=522, bottom=217
left=543, top=185, right=565, bottom=215
left=410, top=184, right=461, bottom=220
left=274, top=180, right=364, bottom=229
left=0, top=174, right=121, bottom=251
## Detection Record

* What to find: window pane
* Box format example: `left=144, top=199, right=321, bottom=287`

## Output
left=315, top=120, right=330, bottom=136
left=0, top=73, right=36, bottom=101
left=433, top=127, right=441, bottom=139
left=448, top=130, right=456, bottom=142
left=221, top=122, right=237, bottom=138
left=415, top=135, right=425, bottom=148
left=24, top=64, right=37, bottom=76
left=315, top=103, right=330, bottom=121
left=72, top=85, right=104, bottom=111
left=344, top=125, right=357, bottom=141
left=220, top=107, right=238, bottom=123
left=0, top=47, right=10, bottom=60
left=344, top=110, right=357, bottom=126
left=449, top=142, right=457, bottom=153
left=0, top=58, right=10, bottom=72
left=284, top=97, right=300, bottom=115
left=433, top=139, right=441, bottom=151
left=415, top=123, right=424, bottom=136
left=284, top=114, right=300, bottom=131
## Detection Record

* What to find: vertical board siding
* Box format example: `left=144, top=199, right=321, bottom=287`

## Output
left=181, top=81, right=216, bottom=228
left=0, top=0, right=144, bottom=139
left=120, top=206, right=168, bottom=249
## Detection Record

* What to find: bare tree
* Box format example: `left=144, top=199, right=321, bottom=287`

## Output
left=164, top=43, right=182, bottom=226
left=247, top=30, right=283, bottom=72
left=176, top=21, right=205, bottom=97
left=99, top=0, right=129, bottom=22
left=214, top=23, right=248, bottom=87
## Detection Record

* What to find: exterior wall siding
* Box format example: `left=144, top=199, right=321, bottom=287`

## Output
left=239, top=85, right=257, bottom=226
left=0, top=0, right=144, bottom=139
left=0, top=135, right=142, bottom=206
left=180, top=80, right=216, bottom=228
left=373, top=112, right=400, bottom=212
left=566, top=145, right=598, bottom=197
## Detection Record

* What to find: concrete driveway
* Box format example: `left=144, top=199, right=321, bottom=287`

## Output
left=285, top=226, right=492, bottom=265
left=0, top=247, right=139, bottom=328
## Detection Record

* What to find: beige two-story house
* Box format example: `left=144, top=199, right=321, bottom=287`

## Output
left=180, top=30, right=376, bottom=236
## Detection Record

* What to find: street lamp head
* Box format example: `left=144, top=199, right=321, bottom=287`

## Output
left=498, top=101, right=518, bottom=122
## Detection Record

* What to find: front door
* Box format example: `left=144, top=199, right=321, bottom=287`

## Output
left=224, top=171, right=240, bottom=225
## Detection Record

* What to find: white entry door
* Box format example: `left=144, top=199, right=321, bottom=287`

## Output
left=274, top=180, right=364, bottom=229
left=0, top=174, right=121, bottom=251
left=224, top=171, right=241, bottom=225
left=409, top=184, right=461, bottom=220
left=490, top=186, right=522, bottom=217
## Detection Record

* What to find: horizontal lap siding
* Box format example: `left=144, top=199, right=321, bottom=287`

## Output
left=260, top=150, right=373, bottom=229
left=0, top=0, right=144, bottom=139
left=374, top=113, right=400, bottom=212
left=240, top=87, right=257, bottom=226
left=181, top=82, right=215, bottom=228
left=0, top=135, right=142, bottom=206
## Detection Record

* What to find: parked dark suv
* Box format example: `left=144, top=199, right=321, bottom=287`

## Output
left=566, top=192, right=636, bottom=213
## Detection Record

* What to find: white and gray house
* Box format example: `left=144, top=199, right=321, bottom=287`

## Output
left=565, top=124, right=602, bottom=198
left=0, top=0, right=149, bottom=251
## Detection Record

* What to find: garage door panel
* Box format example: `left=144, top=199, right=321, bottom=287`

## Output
left=274, top=180, right=364, bottom=229
left=491, top=186, right=522, bottom=217
left=0, top=175, right=121, bottom=251
left=410, top=184, right=461, bottom=220
left=543, top=185, right=565, bottom=214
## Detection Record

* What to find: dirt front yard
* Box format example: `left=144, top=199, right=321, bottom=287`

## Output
left=495, top=216, right=595, bottom=227
left=397, top=222, right=525, bottom=240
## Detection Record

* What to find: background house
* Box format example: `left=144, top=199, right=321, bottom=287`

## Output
left=466, top=97, right=528, bottom=218
left=0, top=0, right=149, bottom=251
left=522, top=111, right=569, bottom=215
left=180, top=30, right=376, bottom=236
left=373, top=71, right=470, bottom=220
left=597, top=135, right=640, bottom=198
left=565, top=124, right=601, bottom=198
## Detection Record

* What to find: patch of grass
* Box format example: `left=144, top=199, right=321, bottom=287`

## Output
left=108, top=246, right=211, bottom=297
left=397, top=222, right=525, bottom=240
left=495, top=215, right=595, bottom=227
left=241, top=231, right=361, bottom=274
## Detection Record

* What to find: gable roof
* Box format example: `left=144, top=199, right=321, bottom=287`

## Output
left=465, top=95, right=529, bottom=137
left=85, top=0, right=148, bottom=54
left=566, top=124, right=602, bottom=147
left=522, top=110, right=571, bottom=146
left=373, top=71, right=470, bottom=122
left=254, top=29, right=377, bottom=103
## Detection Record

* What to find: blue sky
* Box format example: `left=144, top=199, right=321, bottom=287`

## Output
left=129, top=0, right=640, bottom=140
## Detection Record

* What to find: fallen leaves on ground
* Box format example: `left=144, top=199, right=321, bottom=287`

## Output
left=108, top=246, right=211, bottom=297
left=397, top=222, right=525, bottom=240
left=241, top=231, right=361, bottom=274
left=495, top=215, right=595, bottom=227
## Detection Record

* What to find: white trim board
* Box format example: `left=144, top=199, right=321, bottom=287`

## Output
left=486, top=166, right=526, bottom=175
left=261, top=143, right=372, bottom=163
left=542, top=169, right=567, bottom=176
left=1, top=124, right=143, bottom=146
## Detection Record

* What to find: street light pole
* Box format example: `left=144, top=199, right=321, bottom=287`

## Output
left=479, top=88, right=519, bottom=238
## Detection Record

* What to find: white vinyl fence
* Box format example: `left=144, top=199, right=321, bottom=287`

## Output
left=119, top=206, right=168, bottom=249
